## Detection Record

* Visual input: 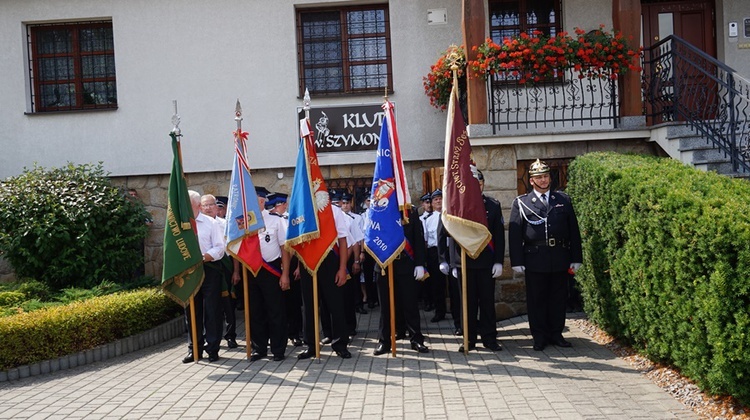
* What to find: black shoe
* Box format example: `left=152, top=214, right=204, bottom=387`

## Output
left=297, top=348, right=314, bottom=360
left=395, top=332, right=406, bottom=340
left=453, top=328, right=463, bottom=336
left=373, top=343, right=390, bottom=356
left=483, top=342, right=502, bottom=351
left=430, top=314, right=445, bottom=322
left=182, top=352, right=202, bottom=363
left=226, top=338, right=238, bottom=349
left=368, top=301, right=376, bottom=309
left=552, top=338, right=572, bottom=347
left=348, top=330, right=358, bottom=337
left=272, top=354, right=285, bottom=362
left=458, top=343, right=476, bottom=353
left=320, top=337, right=332, bottom=345
left=424, top=304, right=434, bottom=312
left=334, top=348, right=352, bottom=359
left=533, top=342, right=546, bottom=351
left=355, top=306, right=368, bottom=314
left=207, top=353, right=220, bottom=362
left=411, top=342, right=429, bottom=353
left=291, top=337, right=303, bottom=347
left=249, top=352, right=267, bottom=362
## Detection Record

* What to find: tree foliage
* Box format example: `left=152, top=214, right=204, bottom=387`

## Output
left=0, top=163, right=149, bottom=289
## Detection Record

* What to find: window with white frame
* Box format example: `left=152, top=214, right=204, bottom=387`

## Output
left=296, top=5, right=392, bottom=96
left=27, top=20, right=117, bottom=112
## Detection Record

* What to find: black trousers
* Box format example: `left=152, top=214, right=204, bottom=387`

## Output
left=247, top=262, right=287, bottom=356
left=185, top=262, right=223, bottom=354
left=426, top=247, right=446, bottom=316
left=525, top=270, right=568, bottom=345
left=284, top=277, right=303, bottom=340
left=375, top=256, right=424, bottom=346
left=300, top=253, right=349, bottom=351
left=221, top=275, right=236, bottom=340
left=457, top=266, right=497, bottom=345
left=343, top=259, right=359, bottom=335
left=448, top=274, right=462, bottom=329
left=362, top=251, right=378, bottom=304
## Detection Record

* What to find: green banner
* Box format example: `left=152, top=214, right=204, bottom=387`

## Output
left=161, top=133, right=204, bottom=307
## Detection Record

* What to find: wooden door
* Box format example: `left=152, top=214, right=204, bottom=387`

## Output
left=642, top=0, right=717, bottom=121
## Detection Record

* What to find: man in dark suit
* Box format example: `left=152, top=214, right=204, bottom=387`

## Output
left=373, top=207, right=429, bottom=355
left=508, top=159, right=583, bottom=351
left=439, top=171, right=505, bottom=353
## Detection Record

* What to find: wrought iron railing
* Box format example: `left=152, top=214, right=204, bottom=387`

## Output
left=642, top=35, right=750, bottom=173
left=486, top=68, right=619, bottom=133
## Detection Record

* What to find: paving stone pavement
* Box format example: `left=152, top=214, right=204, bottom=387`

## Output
left=0, top=307, right=696, bottom=419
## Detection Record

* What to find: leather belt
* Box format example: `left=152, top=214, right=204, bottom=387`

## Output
left=525, top=238, right=569, bottom=248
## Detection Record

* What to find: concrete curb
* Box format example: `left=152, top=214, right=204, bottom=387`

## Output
left=0, top=316, right=184, bottom=383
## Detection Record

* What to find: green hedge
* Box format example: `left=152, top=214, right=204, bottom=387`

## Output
left=567, top=152, right=750, bottom=405
left=0, top=288, right=181, bottom=371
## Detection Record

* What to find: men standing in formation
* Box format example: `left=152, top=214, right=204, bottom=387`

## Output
left=288, top=195, right=354, bottom=359
left=178, top=158, right=582, bottom=363
left=438, top=170, right=505, bottom=352
left=372, top=207, right=430, bottom=355
left=241, top=189, right=291, bottom=362
left=509, top=159, right=582, bottom=351
left=183, top=190, right=225, bottom=363
left=421, top=189, right=447, bottom=323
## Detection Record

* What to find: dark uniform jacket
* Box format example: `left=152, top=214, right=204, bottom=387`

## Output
left=401, top=208, right=426, bottom=268
left=508, top=190, right=582, bottom=273
left=438, top=195, right=505, bottom=270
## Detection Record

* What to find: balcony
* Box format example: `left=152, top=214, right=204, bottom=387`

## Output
left=484, top=68, right=620, bottom=135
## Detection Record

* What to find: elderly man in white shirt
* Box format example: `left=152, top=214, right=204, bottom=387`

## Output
left=182, top=190, right=225, bottom=364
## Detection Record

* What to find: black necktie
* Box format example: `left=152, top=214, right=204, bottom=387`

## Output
left=541, top=193, right=548, bottom=209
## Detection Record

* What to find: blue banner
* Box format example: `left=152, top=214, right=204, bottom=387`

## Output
left=364, top=117, right=405, bottom=269
left=225, top=132, right=265, bottom=272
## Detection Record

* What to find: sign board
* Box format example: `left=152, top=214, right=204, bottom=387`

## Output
left=296, top=103, right=388, bottom=153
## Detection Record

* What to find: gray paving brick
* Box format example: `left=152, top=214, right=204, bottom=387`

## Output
left=0, top=312, right=701, bottom=420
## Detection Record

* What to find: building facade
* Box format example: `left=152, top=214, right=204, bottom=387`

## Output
left=2, top=0, right=749, bottom=318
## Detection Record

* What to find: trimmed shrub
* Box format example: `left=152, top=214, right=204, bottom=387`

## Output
left=0, top=163, right=149, bottom=289
left=0, top=288, right=181, bottom=370
left=567, top=152, right=750, bottom=405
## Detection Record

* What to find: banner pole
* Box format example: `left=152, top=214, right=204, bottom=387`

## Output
left=243, top=267, right=251, bottom=360
left=189, top=296, right=199, bottom=362
left=389, top=263, right=397, bottom=357
left=461, top=249, right=469, bottom=356
left=313, top=272, right=321, bottom=360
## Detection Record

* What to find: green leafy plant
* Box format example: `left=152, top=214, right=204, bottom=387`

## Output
left=0, top=163, right=150, bottom=289
left=567, top=152, right=750, bottom=406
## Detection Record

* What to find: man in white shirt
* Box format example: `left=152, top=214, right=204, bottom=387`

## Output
left=237, top=191, right=291, bottom=362
left=201, top=194, right=237, bottom=350
left=292, top=195, right=354, bottom=360
left=183, top=190, right=225, bottom=363
left=423, top=189, right=447, bottom=322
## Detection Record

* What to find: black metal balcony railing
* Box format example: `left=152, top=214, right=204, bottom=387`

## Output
left=486, top=68, right=619, bottom=134
left=642, top=35, right=750, bottom=173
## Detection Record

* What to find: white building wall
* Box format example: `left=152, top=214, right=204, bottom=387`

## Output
left=0, top=0, right=461, bottom=180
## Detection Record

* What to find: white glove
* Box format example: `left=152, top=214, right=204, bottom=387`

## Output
left=413, top=266, right=425, bottom=280
left=569, top=263, right=582, bottom=274
left=491, top=263, right=503, bottom=278
left=512, top=266, right=525, bottom=273
left=439, top=262, right=449, bottom=275
left=451, top=268, right=458, bottom=279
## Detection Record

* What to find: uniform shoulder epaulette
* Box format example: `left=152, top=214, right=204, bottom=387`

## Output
left=514, top=193, right=528, bottom=201
left=553, top=190, right=571, bottom=199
